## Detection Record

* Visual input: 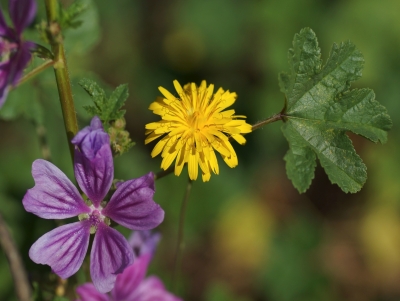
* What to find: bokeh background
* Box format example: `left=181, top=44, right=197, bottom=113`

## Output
left=1, top=0, right=400, bottom=300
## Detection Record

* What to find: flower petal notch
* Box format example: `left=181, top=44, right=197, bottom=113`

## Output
left=90, top=223, right=134, bottom=293
left=145, top=80, right=252, bottom=181
left=22, top=159, right=90, bottom=219
left=29, top=221, right=91, bottom=279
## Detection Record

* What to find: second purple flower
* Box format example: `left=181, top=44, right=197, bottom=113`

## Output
left=0, top=0, right=37, bottom=108
left=23, top=117, right=165, bottom=293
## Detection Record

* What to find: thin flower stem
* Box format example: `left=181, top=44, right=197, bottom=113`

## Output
left=44, top=0, right=79, bottom=162
left=0, top=212, right=31, bottom=301
left=15, top=60, right=54, bottom=88
left=171, top=178, right=193, bottom=293
left=154, top=166, right=174, bottom=180
left=251, top=113, right=284, bottom=131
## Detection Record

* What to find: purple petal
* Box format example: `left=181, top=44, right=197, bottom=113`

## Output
left=76, top=283, right=110, bottom=301
left=0, top=67, right=11, bottom=109
left=9, top=0, right=37, bottom=35
left=128, top=231, right=161, bottom=258
left=130, top=276, right=183, bottom=301
left=111, top=254, right=151, bottom=301
left=102, top=173, right=164, bottom=230
left=9, top=42, right=33, bottom=86
left=0, top=7, right=11, bottom=36
left=0, top=42, right=33, bottom=108
left=90, top=223, right=134, bottom=293
left=74, top=144, right=113, bottom=208
left=72, top=116, right=109, bottom=160
left=29, top=221, right=91, bottom=279
left=23, top=159, right=90, bottom=219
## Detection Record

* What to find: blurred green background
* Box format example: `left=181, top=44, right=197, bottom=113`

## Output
left=1, top=0, right=400, bottom=300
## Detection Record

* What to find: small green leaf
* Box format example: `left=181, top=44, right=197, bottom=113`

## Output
left=79, top=78, right=107, bottom=116
left=59, top=0, right=87, bottom=30
left=79, top=78, right=134, bottom=154
left=63, top=0, right=100, bottom=55
left=280, top=28, right=392, bottom=193
left=79, top=79, right=129, bottom=124
left=109, top=84, right=128, bottom=118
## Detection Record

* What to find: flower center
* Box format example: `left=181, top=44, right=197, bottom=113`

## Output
left=0, top=38, right=18, bottom=62
left=78, top=205, right=111, bottom=234
left=187, top=109, right=207, bottom=132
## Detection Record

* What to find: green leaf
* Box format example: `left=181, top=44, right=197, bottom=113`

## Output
left=108, top=84, right=128, bottom=119
left=59, top=0, right=87, bottom=30
left=79, top=78, right=106, bottom=107
left=79, top=78, right=134, bottom=155
left=79, top=78, right=129, bottom=124
left=63, top=0, right=100, bottom=55
left=280, top=28, right=392, bottom=193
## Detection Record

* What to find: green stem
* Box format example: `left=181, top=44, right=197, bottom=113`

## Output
left=154, top=166, right=174, bottom=180
left=44, top=0, right=78, bottom=162
left=171, top=178, right=192, bottom=293
left=0, top=212, right=31, bottom=301
left=15, top=60, right=54, bottom=88
left=251, top=113, right=283, bottom=131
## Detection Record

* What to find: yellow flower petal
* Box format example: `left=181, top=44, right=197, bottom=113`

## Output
left=145, top=80, right=252, bottom=181
left=188, top=147, right=198, bottom=180
left=158, top=86, right=177, bottom=102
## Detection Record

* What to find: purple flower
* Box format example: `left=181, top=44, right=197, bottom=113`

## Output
left=0, top=0, right=37, bottom=108
left=129, top=230, right=161, bottom=259
left=23, top=117, right=165, bottom=293
left=76, top=231, right=182, bottom=301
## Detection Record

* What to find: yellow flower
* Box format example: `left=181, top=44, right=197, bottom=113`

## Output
left=145, top=80, right=252, bottom=181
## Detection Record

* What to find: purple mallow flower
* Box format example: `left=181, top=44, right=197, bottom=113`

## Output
left=76, top=231, right=182, bottom=301
left=0, top=0, right=37, bottom=108
left=23, top=117, right=165, bottom=293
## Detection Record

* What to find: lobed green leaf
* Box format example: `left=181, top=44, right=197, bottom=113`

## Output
left=280, top=28, right=392, bottom=193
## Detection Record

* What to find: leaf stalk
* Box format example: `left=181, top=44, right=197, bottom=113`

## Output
left=251, top=113, right=283, bottom=131
left=15, top=60, right=54, bottom=88
left=171, top=178, right=193, bottom=293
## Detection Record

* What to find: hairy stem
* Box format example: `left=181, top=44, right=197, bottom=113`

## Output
left=251, top=113, right=283, bottom=131
left=15, top=60, right=54, bottom=88
left=0, top=212, right=31, bottom=301
left=171, top=178, right=192, bottom=292
left=44, top=0, right=78, bottom=162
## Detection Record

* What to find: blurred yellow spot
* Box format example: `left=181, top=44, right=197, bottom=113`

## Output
left=213, top=195, right=274, bottom=271
left=360, top=205, right=400, bottom=282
